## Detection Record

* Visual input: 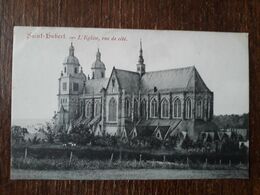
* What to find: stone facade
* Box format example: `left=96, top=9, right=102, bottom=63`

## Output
left=56, top=42, right=214, bottom=140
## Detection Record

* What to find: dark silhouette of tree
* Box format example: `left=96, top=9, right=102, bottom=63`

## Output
left=69, top=124, right=94, bottom=145
left=11, top=126, right=29, bottom=144
left=181, top=135, right=194, bottom=150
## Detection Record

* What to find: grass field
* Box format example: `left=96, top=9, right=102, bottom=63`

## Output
left=11, top=168, right=249, bottom=180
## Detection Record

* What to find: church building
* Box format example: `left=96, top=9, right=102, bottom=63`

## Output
left=56, top=42, right=215, bottom=141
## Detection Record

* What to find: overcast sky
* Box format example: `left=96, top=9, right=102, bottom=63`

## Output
left=12, top=27, right=249, bottom=120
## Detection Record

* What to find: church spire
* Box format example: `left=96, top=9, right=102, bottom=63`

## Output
left=137, top=39, right=145, bottom=76
left=69, top=42, right=74, bottom=56
left=138, top=39, right=144, bottom=64
left=96, top=48, right=101, bottom=61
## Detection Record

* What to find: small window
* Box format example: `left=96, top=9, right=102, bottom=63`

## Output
left=74, top=67, right=77, bottom=74
left=73, top=83, right=79, bottom=91
left=62, top=82, right=67, bottom=91
left=64, top=67, right=66, bottom=73
left=112, top=78, right=115, bottom=87
left=101, top=72, right=104, bottom=78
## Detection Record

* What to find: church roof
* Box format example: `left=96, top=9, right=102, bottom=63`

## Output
left=140, top=66, right=193, bottom=93
left=63, top=55, right=80, bottom=65
left=84, top=78, right=109, bottom=94
left=63, top=43, right=80, bottom=65
left=91, top=49, right=106, bottom=69
left=140, top=66, right=211, bottom=93
left=114, top=69, right=140, bottom=93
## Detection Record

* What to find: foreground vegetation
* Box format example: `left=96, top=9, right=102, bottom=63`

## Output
left=12, top=156, right=248, bottom=171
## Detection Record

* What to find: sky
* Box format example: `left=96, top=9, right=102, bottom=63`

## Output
left=12, top=27, right=249, bottom=121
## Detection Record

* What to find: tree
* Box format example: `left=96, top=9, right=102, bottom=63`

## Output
left=181, top=135, right=194, bottom=150
left=11, top=126, right=29, bottom=144
left=37, top=122, right=56, bottom=144
left=69, top=124, right=94, bottom=145
left=28, top=135, right=41, bottom=144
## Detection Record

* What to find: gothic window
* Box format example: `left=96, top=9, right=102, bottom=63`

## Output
left=74, top=67, right=77, bottom=74
left=204, top=99, right=207, bottom=119
left=197, top=100, right=203, bottom=119
left=94, top=101, right=101, bottom=116
left=140, top=99, right=147, bottom=118
left=112, top=78, right=115, bottom=92
left=150, top=98, right=158, bottom=118
left=207, top=100, right=211, bottom=118
left=62, top=82, right=67, bottom=91
left=73, top=83, right=79, bottom=91
left=173, top=98, right=182, bottom=118
left=125, top=98, right=131, bottom=117
left=161, top=98, right=169, bottom=118
left=85, top=102, right=92, bottom=118
left=108, top=97, right=117, bottom=122
left=134, top=99, right=138, bottom=118
left=101, top=72, right=104, bottom=78
left=185, top=98, right=192, bottom=119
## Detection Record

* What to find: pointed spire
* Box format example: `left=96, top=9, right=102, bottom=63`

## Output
left=96, top=48, right=101, bottom=61
left=69, top=42, right=74, bottom=56
left=138, top=39, right=144, bottom=64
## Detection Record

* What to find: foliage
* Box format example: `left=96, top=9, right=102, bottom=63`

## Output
left=11, top=126, right=29, bottom=144
left=69, top=124, right=94, bottom=145
left=181, top=135, right=194, bottom=150
left=37, top=122, right=56, bottom=144
left=28, top=135, right=41, bottom=144
left=212, top=113, right=249, bottom=129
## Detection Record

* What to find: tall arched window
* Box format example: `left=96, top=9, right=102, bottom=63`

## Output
left=185, top=98, right=192, bottom=119
left=197, top=100, right=203, bottom=119
left=204, top=99, right=207, bottom=119
left=108, top=97, right=117, bottom=121
left=173, top=98, right=182, bottom=118
left=94, top=101, right=101, bottom=116
left=85, top=101, right=92, bottom=118
left=150, top=98, right=158, bottom=118
left=140, top=99, right=146, bottom=118
left=125, top=98, right=131, bottom=117
left=161, top=98, right=169, bottom=118
left=207, top=100, right=211, bottom=119
left=134, top=99, right=138, bottom=118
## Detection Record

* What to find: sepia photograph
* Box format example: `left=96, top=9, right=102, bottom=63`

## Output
left=11, top=27, right=249, bottom=180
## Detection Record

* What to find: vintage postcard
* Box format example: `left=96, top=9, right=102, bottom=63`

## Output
left=11, top=27, right=249, bottom=180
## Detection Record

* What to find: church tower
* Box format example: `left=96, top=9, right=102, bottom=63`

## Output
left=136, top=40, right=145, bottom=76
left=91, top=49, right=106, bottom=79
left=57, top=43, right=86, bottom=127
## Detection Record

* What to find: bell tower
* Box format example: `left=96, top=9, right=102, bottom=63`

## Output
left=136, top=40, right=145, bottom=76
left=91, top=49, right=106, bottom=79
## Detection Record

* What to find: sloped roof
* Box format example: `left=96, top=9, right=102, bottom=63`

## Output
left=141, top=66, right=194, bottom=93
left=140, top=66, right=211, bottom=93
left=84, top=78, right=109, bottom=94
left=138, top=119, right=181, bottom=127
left=153, top=126, right=170, bottom=139
left=114, top=69, right=140, bottom=93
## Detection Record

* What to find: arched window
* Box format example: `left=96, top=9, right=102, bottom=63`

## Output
left=85, top=101, right=92, bottom=118
left=125, top=98, right=131, bottom=117
left=94, top=101, right=101, bottom=116
left=140, top=99, right=147, bottom=118
left=108, top=97, right=117, bottom=121
left=173, top=98, right=182, bottom=118
left=197, top=100, right=203, bottom=119
left=150, top=98, right=158, bottom=118
left=161, top=98, right=169, bottom=118
left=207, top=100, right=211, bottom=118
left=185, top=98, right=192, bottom=119
left=134, top=99, right=138, bottom=118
